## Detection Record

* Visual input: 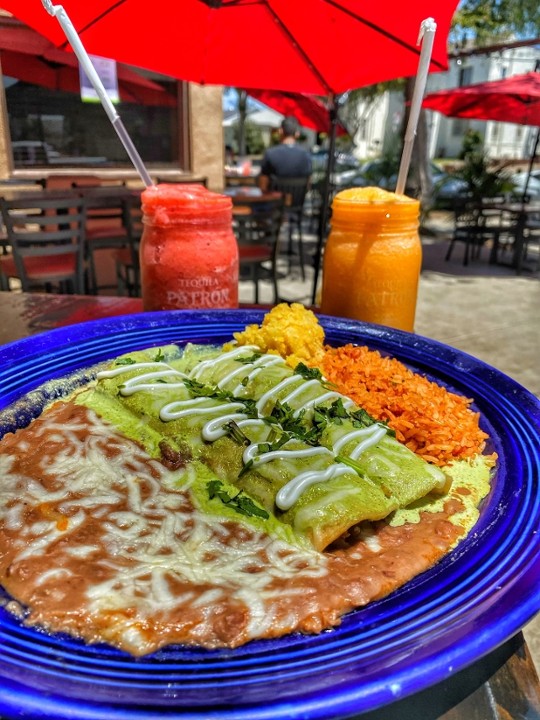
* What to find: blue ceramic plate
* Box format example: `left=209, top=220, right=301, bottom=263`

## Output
left=0, top=310, right=539, bottom=720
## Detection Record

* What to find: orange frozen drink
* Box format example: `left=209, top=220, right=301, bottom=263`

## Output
left=320, top=187, right=421, bottom=332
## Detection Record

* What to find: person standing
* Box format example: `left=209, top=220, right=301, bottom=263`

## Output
left=258, top=116, right=312, bottom=192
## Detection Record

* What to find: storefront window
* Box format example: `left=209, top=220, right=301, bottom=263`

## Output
left=4, top=73, right=183, bottom=170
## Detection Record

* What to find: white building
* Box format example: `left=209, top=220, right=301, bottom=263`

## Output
left=350, top=44, right=540, bottom=162
left=425, top=44, right=540, bottom=160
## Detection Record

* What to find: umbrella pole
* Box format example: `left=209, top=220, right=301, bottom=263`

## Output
left=311, top=96, right=338, bottom=306
left=521, top=62, right=540, bottom=202
left=522, top=127, right=539, bottom=203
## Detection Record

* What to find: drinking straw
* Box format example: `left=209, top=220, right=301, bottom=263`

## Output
left=395, top=18, right=437, bottom=195
left=41, top=0, right=154, bottom=188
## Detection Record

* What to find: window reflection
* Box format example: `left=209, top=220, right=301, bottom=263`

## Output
left=5, top=75, right=181, bottom=169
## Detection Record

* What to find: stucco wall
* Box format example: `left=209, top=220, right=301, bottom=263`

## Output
left=0, top=56, right=13, bottom=180
left=189, top=84, right=225, bottom=191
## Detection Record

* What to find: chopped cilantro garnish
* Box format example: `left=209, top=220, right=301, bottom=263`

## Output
left=183, top=377, right=230, bottom=401
left=153, top=348, right=165, bottom=362
left=239, top=398, right=258, bottom=418
left=223, top=420, right=250, bottom=446
left=115, top=357, right=136, bottom=366
left=350, top=407, right=375, bottom=428
left=294, top=362, right=335, bottom=390
left=311, top=399, right=348, bottom=433
left=238, top=458, right=254, bottom=478
left=182, top=378, right=258, bottom=417
left=294, top=362, right=324, bottom=381
left=206, top=479, right=269, bottom=519
left=235, top=352, right=263, bottom=364
left=335, top=454, right=364, bottom=475
left=256, top=432, right=292, bottom=454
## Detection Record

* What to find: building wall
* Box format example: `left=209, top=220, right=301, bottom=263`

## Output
left=189, top=84, right=225, bottom=191
left=347, top=45, right=539, bottom=164
left=351, top=94, right=393, bottom=159
left=0, top=56, right=12, bottom=180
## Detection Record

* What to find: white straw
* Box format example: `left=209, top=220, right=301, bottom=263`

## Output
left=395, top=18, right=437, bottom=196
left=41, top=0, right=154, bottom=188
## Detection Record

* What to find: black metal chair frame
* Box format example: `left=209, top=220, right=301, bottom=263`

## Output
left=233, top=196, right=284, bottom=304
left=82, top=188, right=138, bottom=294
left=446, top=201, right=511, bottom=267
left=269, top=175, right=310, bottom=280
left=114, top=194, right=143, bottom=297
left=517, top=211, right=540, bottom=273
left=0, top=195, right=87, bottom=294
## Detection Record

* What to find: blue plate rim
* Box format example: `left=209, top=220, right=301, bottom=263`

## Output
left=0, top=308, right=539, bottom=720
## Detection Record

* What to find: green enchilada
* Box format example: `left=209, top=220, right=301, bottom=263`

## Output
left=77, top=343, right=448, bottom=550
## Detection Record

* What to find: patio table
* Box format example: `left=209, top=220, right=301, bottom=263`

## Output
left=482, top=201, right=540, bottom=273
left=0, top=289, right=538, bottom=720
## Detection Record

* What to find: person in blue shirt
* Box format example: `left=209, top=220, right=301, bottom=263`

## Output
left=258, top=116, right=312, bottom=192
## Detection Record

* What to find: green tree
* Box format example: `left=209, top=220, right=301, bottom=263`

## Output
left=455, top=130, right=514, bottom=199
left=243, top=122, right=265, bottom=155
left=451, top=0, right=539, bottom=47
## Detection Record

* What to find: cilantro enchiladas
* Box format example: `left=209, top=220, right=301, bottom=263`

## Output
left=0, top=307, right=494, bottom=655
left=78, top=343, right=448, bottom=551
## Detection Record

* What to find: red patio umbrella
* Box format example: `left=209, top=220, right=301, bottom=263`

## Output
left=0, top=0, right=459, bottom=299
left=423, top=71, right=540, bottom=126
left=423, top=71, right=540, bottom=198
left=247, top=89, right=347, bottom=136
left=0, top=1, right=458, bottom=96
left=0, top=21, right=177, bottom=106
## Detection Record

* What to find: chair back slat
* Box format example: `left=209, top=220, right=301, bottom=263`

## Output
left=269, top=176, right=309, bottom=210
left=268, top=176, right=310, bottom=280
left=232, top=196, right=284, bottom=304
left=113, top=194, right=144, bottom=297
left=0, top=196, right=87, bottom=294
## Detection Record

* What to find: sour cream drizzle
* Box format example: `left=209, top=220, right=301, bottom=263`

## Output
left=97, top=363, right=187, bottom=396
left=96, top=347, right=387, bottom=511
left=276, top=465, right=351, bottom=511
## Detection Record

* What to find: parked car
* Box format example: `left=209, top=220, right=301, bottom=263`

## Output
left=11, top=141, right=108, bottom=167
left=508, top=172, right=540, bottom=200
left=310, top=149, right=363, bottom=187
left=331, top=158, right=469, bottom=207
left=11, top=141, right=61, bottom=166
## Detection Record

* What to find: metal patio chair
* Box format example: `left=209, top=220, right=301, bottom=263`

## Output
left=232, top=194, right=284, bottom=304
left=0, top=195, right=87, bottom=294
left=269, top=175, right=310, bottom=280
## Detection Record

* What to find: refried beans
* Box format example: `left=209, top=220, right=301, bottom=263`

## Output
left=0, top=401, right=467, bottom=656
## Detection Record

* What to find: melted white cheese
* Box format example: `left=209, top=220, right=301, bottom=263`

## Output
left=0, top=408, right=327, bottom=652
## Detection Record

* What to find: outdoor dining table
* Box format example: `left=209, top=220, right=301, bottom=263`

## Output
left=493, top=201, right=540, bottom=273
left=0, top=287, right=538, bottom=720
left=475, top=199, right=540, bottom=273
left=225, top=171, right=260, bottom=187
